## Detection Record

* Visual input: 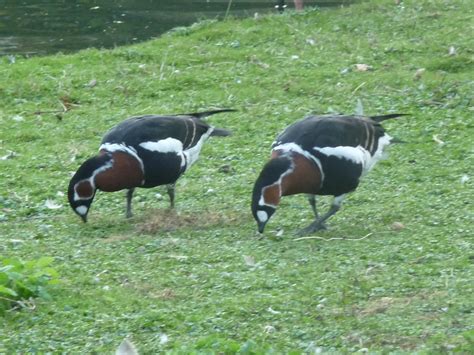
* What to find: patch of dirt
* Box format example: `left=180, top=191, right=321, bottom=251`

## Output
left=101, top=234, right=132, bottom=243
left=358, top=297, right=397, bottom=316
left=356, top=290, right=449, bottom=318
left=123, top=281, right=178, bottom=300
left=136, top=208, right=240, bottom=234
left=150, top=288, right=177, bottom=300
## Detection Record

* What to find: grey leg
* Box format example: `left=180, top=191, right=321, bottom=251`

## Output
left=307, top=194, right=319, bottom=217
left=297, top=194, right=346, bottom=235
left=166, top=184, right=175, bottom=209
left=126, top=188, right=135, bottom=218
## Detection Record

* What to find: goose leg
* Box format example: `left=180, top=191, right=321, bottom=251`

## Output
left=166, top=184, right=175, bottom=209
left=307, top=194, right=319, bottom=217
left=126, top=188, right=135, bottom=218
left=307, top=194, right=327, bottom=230
left=298, top=194, right=346, bottom=235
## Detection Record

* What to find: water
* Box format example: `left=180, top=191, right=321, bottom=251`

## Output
left=0, top=0, right=352, bottom=56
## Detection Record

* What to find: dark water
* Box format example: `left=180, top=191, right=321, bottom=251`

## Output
left=0, top=0, right=353, bottom=56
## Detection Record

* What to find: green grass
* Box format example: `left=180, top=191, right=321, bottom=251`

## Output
left=1, top=0, right=473, bottom=352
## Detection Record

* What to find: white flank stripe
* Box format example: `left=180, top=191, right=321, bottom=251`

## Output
left=314, top=146, right=369, bottom=166
left=140, top=138, right=186, bottom=168
left=368, top=134, right=392, bottom=171
left=183, top=128, right=213, bottom=169
left=139, top=138, right=183, bottom=153
left=313, top=133, right=392, bottom=175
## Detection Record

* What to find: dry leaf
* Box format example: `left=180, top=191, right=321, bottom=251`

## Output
left=263, top=325, right=276, bottom=333
left=12, top=115, right=24, bottom=122
left=85, top=79, right=97, bottom=88
left=267, top=307, right=281, bottom=314
left=1, top=151, right=16, bottom=160
left=354, top=64, right=373, bottom=72
left=433, top=134, right=445, bottom=146
left=45, top=199, right=63, bottom=209
left=243, top=255, right=256, bottom=267
left=168, top=255, right=188, bottom=261
left=159, top=334, right=169, bottom=345
left=414, top=68, right=426, bottom=80
left=391, top=222, right=405, bottom=231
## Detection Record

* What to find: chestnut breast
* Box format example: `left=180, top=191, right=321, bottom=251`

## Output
left=273, top=150, right=322, bottom=196
left=95, top=151, right=144, bottom=192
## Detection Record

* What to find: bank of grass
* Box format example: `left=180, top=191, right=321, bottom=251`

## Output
left=0, top=0, right=473, bottom=352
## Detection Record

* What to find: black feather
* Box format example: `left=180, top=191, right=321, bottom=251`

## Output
left=178, top=109, right=237, bottom=119
left=370, top=113, right=409, bottom=122
left=211, top=128, right=232, bottom=137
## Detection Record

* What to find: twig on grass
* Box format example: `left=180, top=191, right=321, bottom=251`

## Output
left=33, top=109, right=66, bottom=115
left=352, top=82, right=366, bottom=96
left=293, top=232, right=373, bottom=242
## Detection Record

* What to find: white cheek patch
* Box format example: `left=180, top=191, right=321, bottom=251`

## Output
left=257, top=210, right=268, bottom=223
left=75, top=206, right=88, bottom=215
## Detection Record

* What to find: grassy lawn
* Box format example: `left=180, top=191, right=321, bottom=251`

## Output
left=1, top=0, right=473, bottom=352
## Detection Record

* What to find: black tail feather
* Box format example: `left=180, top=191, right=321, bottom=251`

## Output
left=211, top=128, right=232, bottom=137
left=179, top=109, right=237, bottom=119
left=390, top=137, right=406, bottom=143
left=370, top=113, right=409, bottom=122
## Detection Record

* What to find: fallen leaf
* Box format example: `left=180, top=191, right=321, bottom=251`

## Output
left=432, top=135, right=445, bottom=146
left=243, top=255, right=256, bottom=267
left=168, top=255, right=188, bottom=261
left=448, top=46, right=456, bottom=56
left=12, top=115, right=24, bottom=122
left=159, top=333, right=169, bottom=345
left=414, top=68, right=425, bottom=80
left=263, top=325, right=276, bottom=333
left=391, top=222, right=405, bottom=231
left=267, top=307, right=281, bottom=314
left=45, top=199, right=63, bottom=209
left=85, top=79, right=97, bottom=88
left=354, top=63, right=373, bottom=72
left=0, top=151, right=16, bottom=160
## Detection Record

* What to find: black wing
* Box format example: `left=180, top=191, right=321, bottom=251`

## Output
left=101, top=115, right=211, bottom=150
left=273, top=115, right=387, bottom=155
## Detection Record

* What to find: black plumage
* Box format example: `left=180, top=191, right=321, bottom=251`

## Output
left=251, top=113, right=406, bottom=234
left=68, top=109, right=234, bottom=222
